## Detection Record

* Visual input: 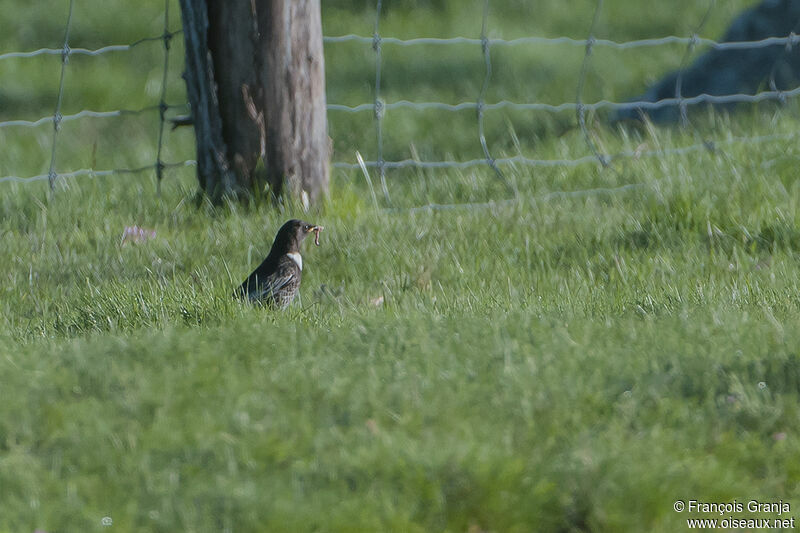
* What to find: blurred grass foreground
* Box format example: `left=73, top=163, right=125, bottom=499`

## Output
left=2, top=0, right=800, bottom=531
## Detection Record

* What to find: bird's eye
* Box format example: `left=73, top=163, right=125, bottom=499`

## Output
left=304, top=225, right=310, bottom=231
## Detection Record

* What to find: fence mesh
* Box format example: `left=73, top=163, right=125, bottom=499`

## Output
left=1, top=0, right=799, bottom=210
left=0, top=1, right=182, bottom=186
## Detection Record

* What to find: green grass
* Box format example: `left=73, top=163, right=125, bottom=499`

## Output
left=4, top=310, right=800, bottom=532
left=3, top=0, right=800, bottom=531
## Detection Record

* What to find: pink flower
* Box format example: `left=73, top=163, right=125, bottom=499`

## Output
left=122, top=225, right=157, bottom=244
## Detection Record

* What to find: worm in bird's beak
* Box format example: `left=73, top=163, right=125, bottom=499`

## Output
left=309, top=225, right=323, bottom=246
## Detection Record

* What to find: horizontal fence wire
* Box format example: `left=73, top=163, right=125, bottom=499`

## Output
left=322, top=33, right=800, bottom=50
left=2, top=14, right=800, bottom=196
left=3, top=128, right=796, bottom=197
left=0, top=105, right=188, bottom=129
left=6, top=126, right=794, bottom=185
left=0, top=160, right=196, bottom=184
left=385, top=131, right=800, bottom=214
left=0, top=31, right=183, bottom=61
left=5, top=86, right=797, bottom=132
left=326, top=87, right=800, bottom=114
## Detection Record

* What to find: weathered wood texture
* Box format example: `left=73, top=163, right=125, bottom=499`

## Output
left=179, top=0, right=329, bottom=202
left=178, top=0, right=237, bottom=197
left=256, top=0, right=330, bottom=202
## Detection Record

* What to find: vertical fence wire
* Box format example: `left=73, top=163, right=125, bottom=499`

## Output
left=768, top=20, right=800, bottom=101
left=155, top=0, right=172, bottom=196
left=477, top=0, right=510, bottom=191
left=47, top=0, right=75, bottom=192
left=373, top=0, right=390, bottom=204
left=675, top=0, right=716, bottom=129
left=575, top=0, right=609, bottom=168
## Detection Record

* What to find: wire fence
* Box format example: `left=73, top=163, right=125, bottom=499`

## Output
left=1, top=0, right=799, bottom=210
left=0, top=0, right=180, bottom=187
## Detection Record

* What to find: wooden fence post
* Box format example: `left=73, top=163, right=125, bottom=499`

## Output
left=178, top=0, right=330, bottom=203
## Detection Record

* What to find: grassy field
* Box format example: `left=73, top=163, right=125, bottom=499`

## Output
left=3, top=0, right=800, bottom=532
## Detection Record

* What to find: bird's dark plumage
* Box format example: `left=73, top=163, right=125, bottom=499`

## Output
left=235, top=219, right=323, bottom=308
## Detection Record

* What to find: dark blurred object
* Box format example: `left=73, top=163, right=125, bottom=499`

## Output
left=614, top=0, right=800, bottom=123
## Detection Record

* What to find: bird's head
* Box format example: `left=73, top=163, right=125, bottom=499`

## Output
left=275, top=219, right=324, bottom=252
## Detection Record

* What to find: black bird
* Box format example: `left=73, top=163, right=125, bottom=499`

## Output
left=235, top=219, right=323, bottom=308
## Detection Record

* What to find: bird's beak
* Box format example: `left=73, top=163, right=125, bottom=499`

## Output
left=307, top=225, right=324, bottom=246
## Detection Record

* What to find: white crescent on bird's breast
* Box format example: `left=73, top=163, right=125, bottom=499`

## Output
left=286, top=252, right=302, bottom=271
